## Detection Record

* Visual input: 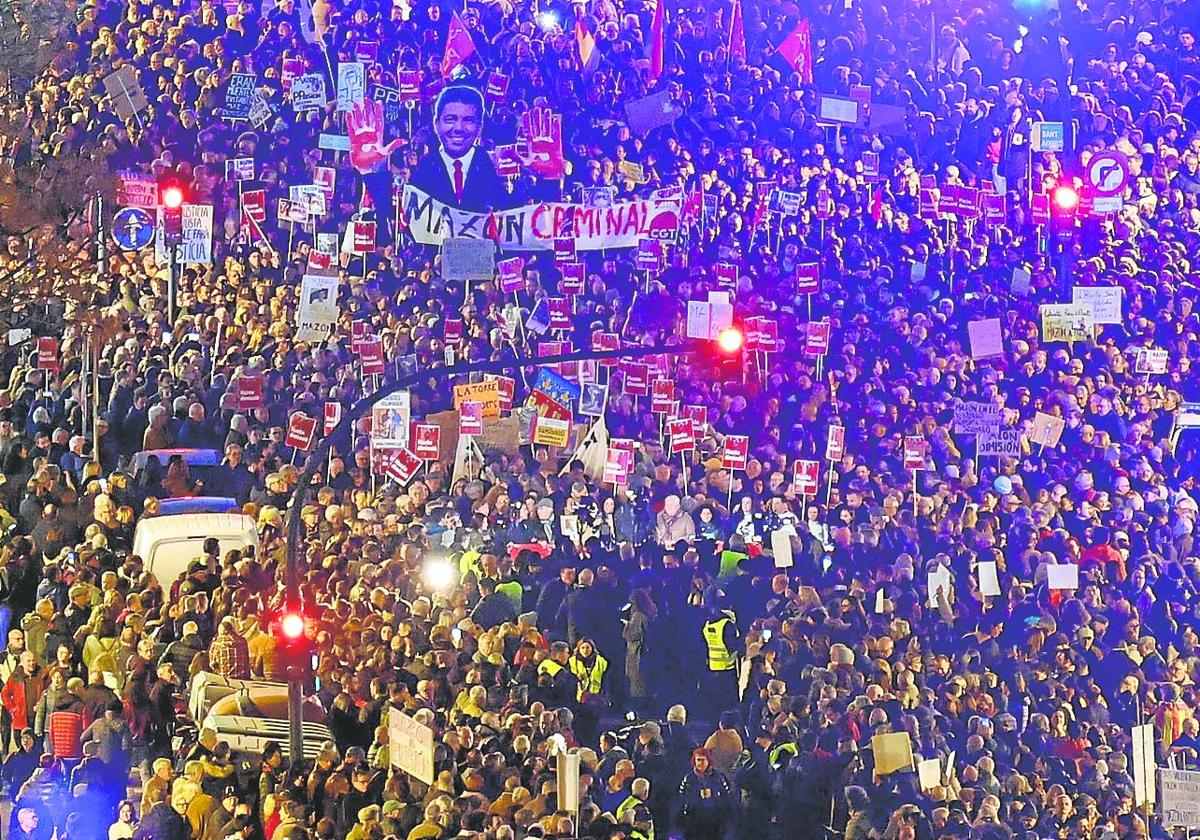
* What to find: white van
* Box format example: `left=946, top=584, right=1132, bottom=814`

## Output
left=132, top=512, right=259, bottom=587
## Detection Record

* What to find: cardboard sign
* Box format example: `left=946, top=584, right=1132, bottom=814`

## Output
left=805, top=321, right=831, bottom=356
left=903, top=436, right=926, bottom=470
left=872, top=732, right=915, bottom=775
left=967, top=318, right=1004, bottom=359
left=771, top=527, right=794, bottom=569
left=1040, top=303, right=1094, bottom=343
left=459, top=401, right=484, bottom=436
left=358, top=337, right=385, bottom=375
left=977, top=561, right=1002, bottom=597
left=223, top=73, right=256, bottom=119
left=285, top=413, right=318, bottom=451
left=796, top=263, right=820, bottom=295
left=443, top=237, right=496, bottom=282
left=954, top=402, right=1003, bottom=436
left=36, top=337, right=59, bottom=371
left=1030, top=412, right=1065, bottom=448
left=721, top=435, right=749, bottom=471
left=668, top=418, right=694, bottom=454
left=792, top=459, right=819, bottom=496
left=453, top=381, right=501, bottom=419
left=323, top=402, right=341, bottom=435
left=622, top=362, right=649, bottom=396
left=1047, top=563, right=1080, bottom=591
left=412, top=424, right=442, bottom=460
left=497, top=256, right=524, bottom=293
left=370, top=392, right=412, bottom=449
left=336, top=61, right=365, bottom=111
left=826, top=426, right=845, bottom=461
left=179, top=205, right=214, bottom=265
left=237, top=376, right=264, bottom=409
left=1071, top=286, right=1122, bottom=325
left=603, top=447, right=632, bottom=485
left=651, top=379, right=674, bottom=414
left=532, top=415, right=570, bottom=447
left=1136, top=348, right=1168, bottom=374
left=118, top=172, right=158, bottom=208
left=978, top=428, right=1021, bottom=457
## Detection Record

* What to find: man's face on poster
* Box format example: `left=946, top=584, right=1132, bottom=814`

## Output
left=435, top=100, right=483, bottom=158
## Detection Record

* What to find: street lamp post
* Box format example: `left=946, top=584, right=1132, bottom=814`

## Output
left=279, top=340, right=712, bottom=760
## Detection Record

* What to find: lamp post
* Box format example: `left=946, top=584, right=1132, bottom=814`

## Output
left=279, top=339, right=719, bottom=759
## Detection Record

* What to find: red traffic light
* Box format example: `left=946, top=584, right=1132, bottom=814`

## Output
left=279, top=612, right=305, bottom=640
left=161, top=186, right=185, bottom=210
left=716, top=327, right=745, bottom=355
left=1052, top=184, right=1079, bottom=212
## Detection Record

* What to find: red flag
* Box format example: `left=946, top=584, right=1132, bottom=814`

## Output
left=871, top=185, right=883, bottom=222
left=576, top=20, right=598, bottom=72
left=777, top=19, right=813, bottom=83
left=441, top=11, right=476, bottom=77
left=648, top=0, right=665, bottom=81
left=728, top=0, right=746, bottom=63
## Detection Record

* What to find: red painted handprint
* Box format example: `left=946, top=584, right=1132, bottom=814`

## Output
left=519, top=106, right=566, bottom=179
left=347, top=98, right=401, bottom=175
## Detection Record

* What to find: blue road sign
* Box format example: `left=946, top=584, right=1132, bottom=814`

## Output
left=112, top=206, right=154, bottom=251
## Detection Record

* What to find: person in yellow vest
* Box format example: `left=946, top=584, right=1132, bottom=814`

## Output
left=567, top=638, right=608, bottom=744
left=536, top=642, right=577, bottom=708
left=700, top=608, right=741, bottom=720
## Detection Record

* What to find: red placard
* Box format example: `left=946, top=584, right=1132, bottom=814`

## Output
left=553, top=237, right=576, bottom=264
left=904, top=436, right=926, bottom=470
left=485, top=71, right=510, bottom=102
left=919, top=188, right=940, bottom=220
left=721, top=435, right=749, bottom=471
left=323, top=402, right=341, bottom=435
left=497, top=257, right=524, bottom=293
left=241, top=190, right=266, bottom=226
left=351, top=321, right=372, bottom=353
left=351, top=221, right=376, bottom=254
left=397, top=71, right=422, bottom=102
left=622, top=362, right=649, bottom=396
left=793, top=459, right=819, bottom=496
left=237, top=376, right=264, bottom=410
left=359, top=337, right=385, bottom=375
left=651, top=379, right=674, bottom=414
left=758, top=320, right=780, bottom=353
left=384, top=448, right=422, bottom=485
left=716, top=263, right=737, bottom=290
left=593, top=332, right=620, bottom=367
left=1031, top=193, right=1051, bottom=226
left=681, top=404, right=707, bottom=438
left=982, top=193, right=1006, bottom=225
left=825, top=425, right=845, bottom=461
left=805, top=321, right=831, bottom=356
left=668, top=418, right=695, bottom=454
left=560, top=262, right=585, bottom=295
left=285, top=413, right=318, bottom=451
left=743, top=317, right=762, bottom=351
left=444, top=318, right=463, bottom=343
left=796, top=263, right=820, bottom=295
left=547, top=298, right=572, bottom=330
left=492, top=376, right=515, bottom=410
left=459, top=401, right=484, bottom=435
left=603, top=447, right=632, bottom=486
left=36, top=337, right=59, bottom=371
left=412, top=424, right=441, bottom=460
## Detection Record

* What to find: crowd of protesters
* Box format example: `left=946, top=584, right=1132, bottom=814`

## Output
left=0, top=0, right=1199, bottom=837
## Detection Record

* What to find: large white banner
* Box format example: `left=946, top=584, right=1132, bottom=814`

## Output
left=400, top=185, right=680, bottom=251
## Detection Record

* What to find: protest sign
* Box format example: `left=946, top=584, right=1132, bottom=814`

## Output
left=579, top=383, right=607, bottom=417
left=722, top=435, right=749, bottom=471
left=977, top=561, right=1001, bottom=597
left=223, top=73, right=256, bottom=119
left=651, top=380, right=674, bottom=414
left=350, top=221, right=376, bottom=254
left=237, top=376, right=263, bottom=409
left=1030, top=412, right=1065, bottom=447
left=771, top=528, right=794, bottom=569
left=179, top=205, right=214, bottom=264
left=370, top=393, right=412, bottom=448
left=412, top=425, right=442, bottom=460
left=622, top=363, right=649, bottom=396
left=1072, top=286, right=1122, bottom=324
left=1040, top=303, right=1094, bottom=343
left=291, top=74, right=327, bottom=111
left=323, top=402, right=341, bottom=435
left=442, top=237, right=496, bottom=281
left=805, top=321, right=831, bottom=356
left=928, top=566, right=952, bottom=608
left=603, top=448, right=632, bottom=485
left=532, top=416, right=571, bottom=447
left=792, top=460, right=819, bottom=496
left=1136, top=348, right=1168, bottom=374
left=103, top=66, right=149, bottom=120
left=36, top=337, right=59, bottom=371
left=453, top=381, right=501, bottom=419
left=872, top=732, right=915, bottom=775
left=359, top=337, right=385, bottom=375
left=118, top=172, right=158, bottom=208
left=401, top=187, right=681, bottom=251
left=285, top=413, right=318, bottom=452
left=1159, top=768, right=1200, bottom=828
left=967, top=318, right=1003, bottom=359
left=1046, top=563, right=1079, bottom=590
left=978, top=428, right=1021, bottom=457
left=954, top=402, right=1003, bottom=436
left=624, top=90, right=683, bottom=134
left=903, top=436, right=926, bottom=470
left=383, top=448, right=422, bottom=486
left=668, top=418, right=695, bottom=454
left=796, top=263, right=819, bottom=294
left=459, top=401, right=484, bottom=436
left=296, top=274, right=339, bottom=342
left=227, top=158, right=255, bottom=181
left=497, top=257, right=524, bottom=293
left=560, top=262, right=586, bottom=295
left=826, top=426, right=845, bottom=461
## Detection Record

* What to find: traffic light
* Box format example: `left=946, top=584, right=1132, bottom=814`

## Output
left=1049, top=181, right=1080, bottom=245
left=273, top=606, right=314, bottom=679
left=158, top=171, right=187, bottom=246
left=692, top=322, right=745, bottom=382
left=1052, top=183, right=1080, bottom=213
left=716, top=326, right=745, bottom=355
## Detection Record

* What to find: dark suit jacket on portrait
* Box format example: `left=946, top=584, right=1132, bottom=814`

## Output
left=408, top=147, right=511, bottom=213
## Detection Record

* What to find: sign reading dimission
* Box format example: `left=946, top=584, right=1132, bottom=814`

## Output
left=388, top=707, right=434, bottom=785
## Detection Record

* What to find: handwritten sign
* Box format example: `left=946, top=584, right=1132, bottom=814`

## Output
left=453, top=381, right=501, bottom=419
left=442, top=237, right=496, bottom=282
left=1040, top=303, right=1094, bottom=343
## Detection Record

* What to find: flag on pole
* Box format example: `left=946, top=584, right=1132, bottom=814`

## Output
left=648, top=0, right=665, bottom=81
left=728, top=0, right=746, bottom=63
left=776, top=18, right=813, bottom=83
left=576, top=19, right=598, bottom=72
left=441, top=11, right=476, bottom=77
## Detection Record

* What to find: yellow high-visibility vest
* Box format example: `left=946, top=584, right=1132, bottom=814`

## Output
left=702, top=617, right=735, bottom=671
left=568, top=654, right=608, bottom=700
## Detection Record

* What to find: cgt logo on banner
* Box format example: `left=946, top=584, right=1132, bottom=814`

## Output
left=401, top=185, right=681, bottom=251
